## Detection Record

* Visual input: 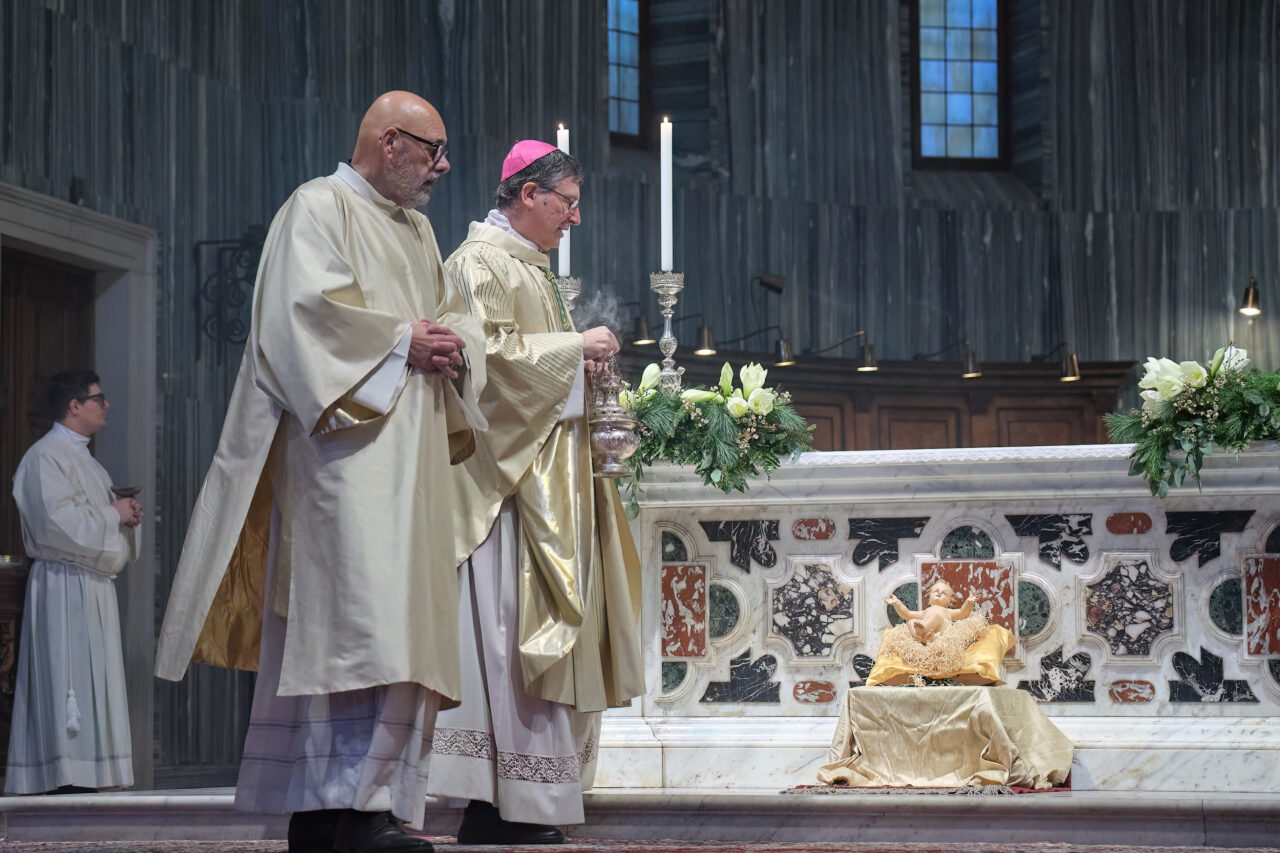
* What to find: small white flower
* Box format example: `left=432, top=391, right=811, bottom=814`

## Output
left=1138, top=357, right=1185, bottom=400
left=718, top=362, right=735, bottom=397
left=1140, top=389, right=1164, bottom=415
left=1178, top=360, right=1207, bottom=390
left=637, top=363, right=662, bottom=394
left=1221, top=345, right=1249, bottom=373
left=747, top=387, right=776, bottom=415
left=725, top=394, right=751, bottom=418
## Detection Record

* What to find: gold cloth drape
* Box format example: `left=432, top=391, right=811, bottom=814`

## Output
left=817, top=686, right=1073, bottom=789
left=446, top=221, right=644, bottom=711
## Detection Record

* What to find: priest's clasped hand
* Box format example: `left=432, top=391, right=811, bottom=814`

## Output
left=409, top=319, right=466, bottom=378
left=113, top=498, right=143, bottom=528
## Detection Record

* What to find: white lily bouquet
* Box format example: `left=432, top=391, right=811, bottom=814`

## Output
left=621, top=361, right=813, bottom=506
left=1106, top=344, right=1279, bottom=495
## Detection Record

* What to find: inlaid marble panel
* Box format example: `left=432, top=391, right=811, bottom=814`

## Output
left=661, top=662, right=688, bottom=694
left=769, top=561, right=855, bottom=660
left=1018, top=647, right=1096, bottom=703
left=708, top=583, right=739, bottom=639
left=1006, top=513, right=1092, bottom=568
left=1017, top=580, right=1051, bottom=637
left=1106, top=513, right=1152, bottom=535
left=1271, top=660, right=1280, bottom=686
left=662, top=531, right=689, bottom=562
left=1208, top=576, right=1244, bottom=636
left=1169, top=648, right=1258, bottom=702
left=1083, top=557, right=1176, bottom=657
left=700, top=650, right=780, bottom=703
left=885, top=582, right=918, bottom=626
left=1267, top=525, right=1280, bottom=554
left=848, top=654, right=876, bottom=686
left=792, top=517, right=836, bottom=540
left=699, top=520, right=780, bottom=571
left=1165, top=511, right=1254, bottom=566
left=793, top=680, right=836, bottom=703
left=662, top=565, right=707, bottom=658
left=1109, top=680, right=1156, bottom=703
left=921, top=559, right=1016, bottom=634
left=848, top=517, right=930, bottom=570
left=1244, top=556, right=1280, bottom=657
left=939, top=525, right=995, bottom=558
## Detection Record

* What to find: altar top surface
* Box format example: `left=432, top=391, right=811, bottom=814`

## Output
left=634, top=442, right=1280, bottom=505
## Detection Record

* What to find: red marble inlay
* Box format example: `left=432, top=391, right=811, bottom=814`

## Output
left=793, top=681, right=837, bottom=703
left=1244, top=556, right=1280, bottom=656
left=1108, top=680, right=1156, bottom=703
left=792, top=518, right=837, bottom=541
left=661, top=564, right=707, bottom=658
left=1106, top=513, right=1153, bottom=535
left=921, top=560, right=1016, bottom=636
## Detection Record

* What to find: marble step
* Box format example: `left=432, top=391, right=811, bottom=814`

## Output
left=2, top=788, right=1279, bottom=847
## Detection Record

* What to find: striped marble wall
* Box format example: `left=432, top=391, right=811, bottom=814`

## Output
left=1, top=0, right=1278, bottom=785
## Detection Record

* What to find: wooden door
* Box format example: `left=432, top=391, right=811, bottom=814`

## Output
left=0, top=246, right=94, bottom=779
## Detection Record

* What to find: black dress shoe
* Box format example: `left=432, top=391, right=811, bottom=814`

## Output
left=288, top=809, right=342, bottom=853
left=333, top=810, right=433, bottom=853
left=456, top=799, right=565, bottom=845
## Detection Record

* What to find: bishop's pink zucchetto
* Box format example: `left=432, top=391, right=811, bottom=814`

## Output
left=500, top=139, right=559, bottom=181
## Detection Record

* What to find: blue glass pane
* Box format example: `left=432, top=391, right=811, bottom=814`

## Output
left=621, top=101, right=640, bottom=135
left=609, top=99, right=620, bottom=132
left=947, top=92, right=972, bottom=123
left=921, top=92, right=946, bottom=123
left=608, top=30, right=618, bottom=62
left=973, top=61, right=998, bottom=92
left=920, top=27, right=945, bottom=59
left=946, top=30, right=971, bottom=59
left=973, top=93, right=998, bottom=124
left=619, top=32, right=639, bottom=67
left=947, top=0, right=971, bottom=27
left=920, top=60, right=946, bottom=91
left=608, top=0, right=619, bottom=29
left=972, top=0, right=997, bottom=28
left=974, top=126, right=999, bottom=157
left=619, top=66, right=639, bottom=100
left=947, top=126, right=973, bottom=156
left=972, top=28, right=997, bottom=59
left=921, top=124, right=947, bottom=156
left=920, top=0, right=945, bottom=27
left=619, top=0, right=639, bottom=33
left=609, top=64, right=620, bottom=98
left=948, top=60, right=972, bottom=91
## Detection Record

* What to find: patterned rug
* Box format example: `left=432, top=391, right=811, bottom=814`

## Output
left=0, top=841, right=1276, bottom=852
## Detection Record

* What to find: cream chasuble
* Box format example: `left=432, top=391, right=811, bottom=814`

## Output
left=155, top=171, right=486, bottom=703
left=446, top=221, right=643, bottom=712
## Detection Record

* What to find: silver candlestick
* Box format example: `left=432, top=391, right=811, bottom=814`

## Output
left=554, top=275, right=582, bottom=315
left=650, top=271, right=685, bottom=390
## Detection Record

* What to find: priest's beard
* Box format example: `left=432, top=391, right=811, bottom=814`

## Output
left=386, top=152, right=436, bottom=208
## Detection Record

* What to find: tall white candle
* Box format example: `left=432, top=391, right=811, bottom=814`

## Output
left=556, top=123, right=571, bottom=277
left=660, top=116, right=673, bottom=271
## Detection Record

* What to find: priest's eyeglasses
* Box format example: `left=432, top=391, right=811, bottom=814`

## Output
left=541, top=187, right=580, bottom=211
left=394, top=127, right=448, bottom=166
left=77, top=393, right=107, bottom=405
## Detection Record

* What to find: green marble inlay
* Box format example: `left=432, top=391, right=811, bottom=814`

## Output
left=1208, top=577, right=1243, bottom=637
left=887, top=582, right=919, bottom=625
left=940, top=525, right=995, bottom=558
left=661, top=661, right=688, bottom=693
left=1017, top=580, right=1051, bottom=636
left=709, top=583, right=740, bottom=638
left=662, top=531, right=688, bottom=562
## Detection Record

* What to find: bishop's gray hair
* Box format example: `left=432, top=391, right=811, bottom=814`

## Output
left=494, top=150, right=583, bottom=211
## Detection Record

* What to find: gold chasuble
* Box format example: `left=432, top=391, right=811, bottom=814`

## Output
left=447, top=221, right=643, bottom=712
left=155, top=174, right=486, bottom=704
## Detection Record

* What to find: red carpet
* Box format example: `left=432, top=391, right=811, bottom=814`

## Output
left=0, top=841, right=1275, bottom=852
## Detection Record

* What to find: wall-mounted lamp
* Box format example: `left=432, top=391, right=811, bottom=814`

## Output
left=631, top=315, right=656, bottom=346
left=1240, top=276, right=1261, bottom=316
left=707, top=324, right=795, bottom=366
left=1033, top=342, right=1082, bottom=382
left=803, top=330, right=879, bottom=372
left=914, top=337, right=981, bottom=379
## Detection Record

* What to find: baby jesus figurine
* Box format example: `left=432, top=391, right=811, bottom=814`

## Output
left=878, top=580, right=989, bottom=678
left=885, top=580, right=977, bottom=644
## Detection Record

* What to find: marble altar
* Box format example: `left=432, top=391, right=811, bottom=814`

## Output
left=594, top=443, right=1280, bottom=793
